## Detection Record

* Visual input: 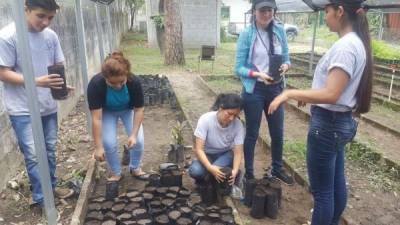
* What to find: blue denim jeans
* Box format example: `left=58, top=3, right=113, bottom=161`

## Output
left=9, top=113, right=58, bottom=204
left=102, top=109, right=144, bottom=176
left=307, top=106, right=357, bottom=225
left=189, top=151, right=233, bottom=180
left=242, top=82, right=284, bottom=178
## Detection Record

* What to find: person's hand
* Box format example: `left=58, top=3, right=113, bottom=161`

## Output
left=229, top=169, right=238, bottom=186
left=280, top=64, right=290, bottom=74
left=298, top=100, right=306, bottom=108
left=268, top=92, right=289, bottom=115
left=94, top=147, right=105, bottom=161
left=36, top=74, right=64, bottom=89
left=207, top=165, right=225, bottom=183
left=127, top=135, right=137, bottom=149
left=255, top=72, right=273, bottom=84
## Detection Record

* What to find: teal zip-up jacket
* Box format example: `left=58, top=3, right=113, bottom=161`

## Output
left=235, top=21, right=290, bottom=93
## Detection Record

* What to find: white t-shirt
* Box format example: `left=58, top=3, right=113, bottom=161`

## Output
left=0, top=23, right=65, bottom=116
left=194, top=111, right=245, bottom=154
left=312, top=32, right=366, bottom=112
left=252, top=28, right=282, bottom=82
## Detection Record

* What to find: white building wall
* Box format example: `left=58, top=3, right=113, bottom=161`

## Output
left=133, top=7, right=147, bottom=32
left=181, top=0, right=221, bottom=48
left=145, top=0, right=158, bottom=48
left=146, top=0, right=221, bottom=49
left=222, top=0, right=251, bottom=24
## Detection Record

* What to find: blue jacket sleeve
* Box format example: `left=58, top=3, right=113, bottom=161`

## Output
left=234, top=30, right=252, bottom=78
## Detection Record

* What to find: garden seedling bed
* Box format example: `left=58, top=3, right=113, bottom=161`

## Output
left=290, top=56, right=400, bottom=89
left=72, top=75, right=244, bottom=225
left=167, top=72, right=321, bottom=225
left=286, top=75, right=400, bottom=134
left=291, top=53, right=400, bottom=80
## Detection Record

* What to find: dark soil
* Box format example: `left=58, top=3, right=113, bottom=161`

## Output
left=0, top=98, right=194, bottom=225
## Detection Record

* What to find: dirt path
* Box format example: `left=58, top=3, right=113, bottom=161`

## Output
left=284, top=105, right=400, bottom=225
left=0, top=99, right=196, bottom=225
left=89, top=104, right=195, bottom=207
left=0, top=99, right=93, bottom=225
left=287, top=98, right=400, bottom=169
left=167, top=72, right=315, bottom=225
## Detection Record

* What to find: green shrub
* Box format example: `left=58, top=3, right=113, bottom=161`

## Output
left=372, top=40, right=400, bottom=61
left=220, top=27, right=227, bottom=42
left=220, top=27, right=237, bottom=43
left=151, top=15, right=164, bottom=29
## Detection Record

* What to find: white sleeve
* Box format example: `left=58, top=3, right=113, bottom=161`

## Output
left=0, top=36, right=16, bottom=68
left=53, top=33, right=65, bottom=64
left=328, top=48, right=356, bottom=78
left=233, top=120, right=245, bottom=145
left=194, top=114, right=208, bottom=140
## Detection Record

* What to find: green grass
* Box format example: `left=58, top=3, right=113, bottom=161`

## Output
left=120, top=31, right=237, bottom=76
left=346, top=141, right=400, bottom=191
left=283, top=138, right=400, bottom=191
left=287, top=76, right=312, bottom=89
left=123, top=32, right=148, bottom=41
left=120, top=31, right=400, bottom=78
left=296, top=26, right=338, bottom=46
left=372, top=40, right=400, bottom=61
left=284, top=140, right=307, bottom=170
left=205, top=77, right=242, bottom=94
left=368, top=101, right=400, bottom=128
left=296, top=27, right=400, bottom=61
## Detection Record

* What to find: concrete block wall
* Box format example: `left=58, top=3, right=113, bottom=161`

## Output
left=0, top=0, right=129, bottom=190
left=181, top=0, right=221, bottom=48
left=146, top=0, right=221, bottom=49
left=0, top=2, right=24, bottom=189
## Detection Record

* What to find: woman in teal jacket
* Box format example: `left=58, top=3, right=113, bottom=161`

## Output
left=235, top=0, right=293, bottom=184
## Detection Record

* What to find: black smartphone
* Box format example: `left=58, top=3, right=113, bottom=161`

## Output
left=47, top=64, right=68, bottom=100
left=269, top=54, right=283, bottom=81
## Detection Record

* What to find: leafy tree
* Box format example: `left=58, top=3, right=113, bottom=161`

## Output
left=125, top=0, right=145, bottom=31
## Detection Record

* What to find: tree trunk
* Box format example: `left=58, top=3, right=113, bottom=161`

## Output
left=129, top=6, right=134, bottom=31
left=159, top=0, right=165, bottom=14
left=156, top=0, right=165, bottom=53
left=163, top=0, right=185, bottom=65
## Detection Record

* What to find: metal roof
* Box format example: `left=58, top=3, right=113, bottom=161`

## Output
left=274, top=0, right=400, bottom=13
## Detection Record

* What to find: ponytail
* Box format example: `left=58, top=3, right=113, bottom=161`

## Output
left=352, top=10, right=373, bottom=114
left=332, top=4, right=373, bottom=114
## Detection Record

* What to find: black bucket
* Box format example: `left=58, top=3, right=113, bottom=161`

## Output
left=105, top=181, right=119, bottom=201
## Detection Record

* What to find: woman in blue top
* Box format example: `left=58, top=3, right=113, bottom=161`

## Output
left=268, top=1, right=373, bottom=224
left=235, top=0, right=293, bottom=184
left=87, top=52, right=148, bottom=182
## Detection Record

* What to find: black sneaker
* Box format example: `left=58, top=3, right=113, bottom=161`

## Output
left=271, top=169, right=294, bottom=185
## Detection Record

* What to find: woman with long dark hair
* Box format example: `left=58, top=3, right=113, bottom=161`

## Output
left=235, top=0, right=293, bottom=184
left=268, top=1, right=373, bottom=224
left=189, top=93, right=244, bottom=185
